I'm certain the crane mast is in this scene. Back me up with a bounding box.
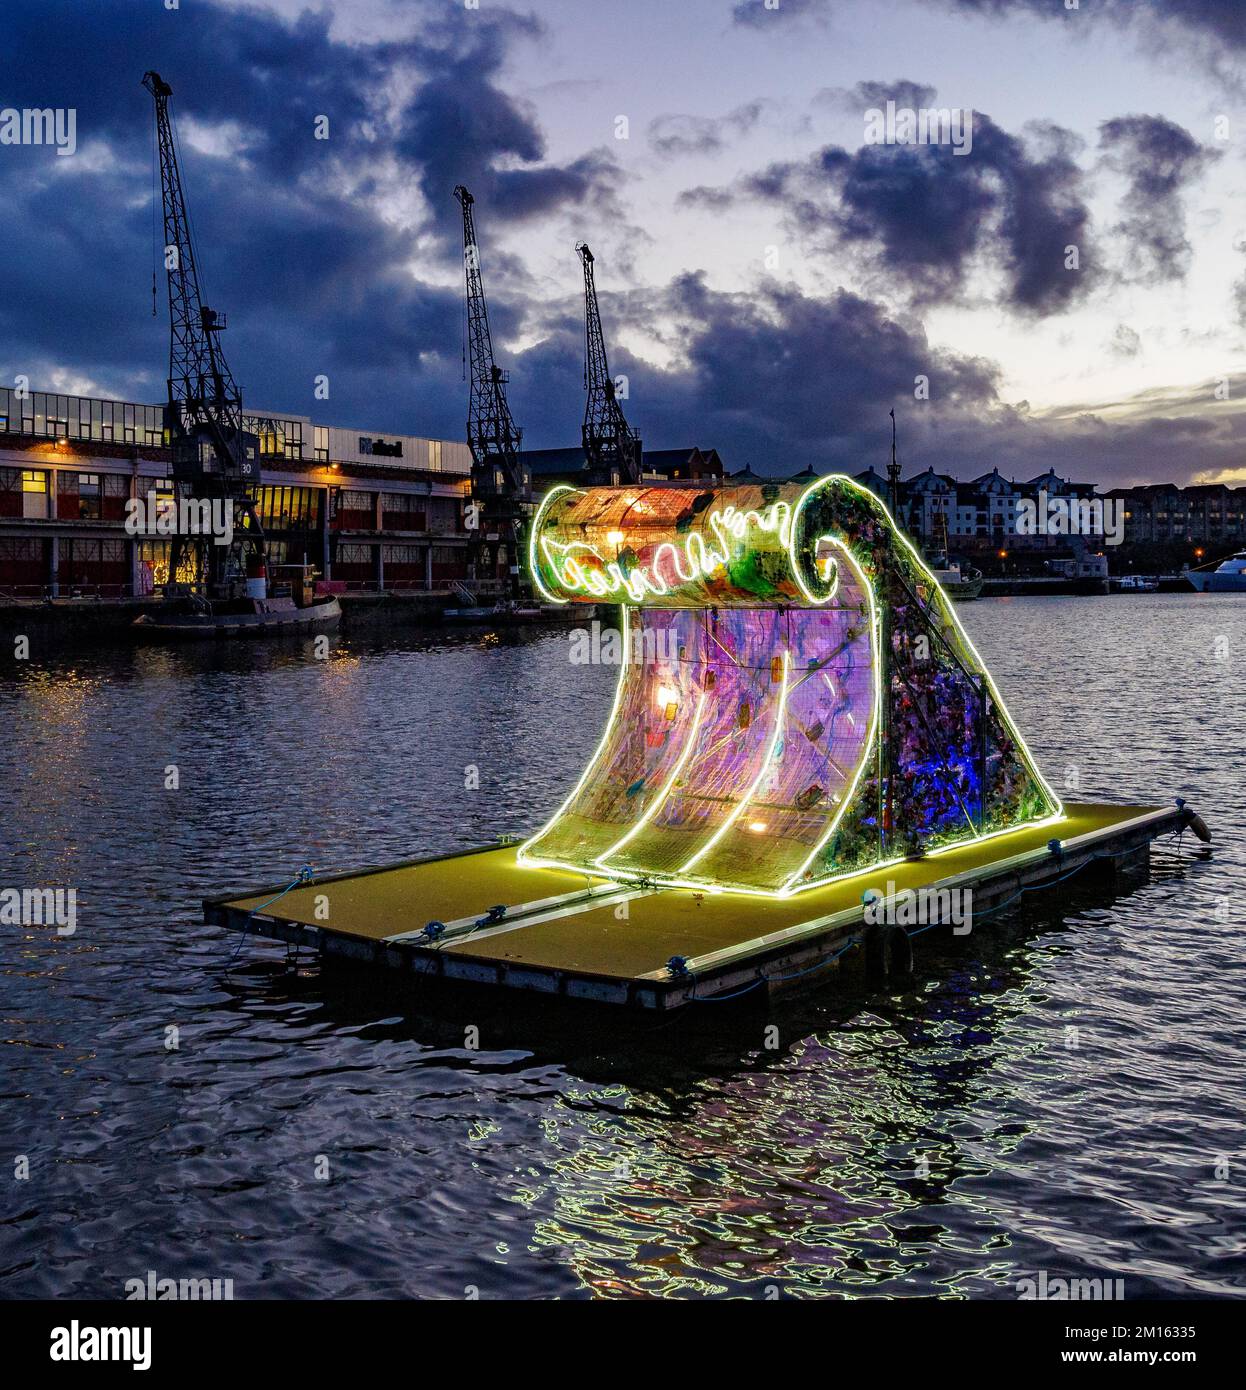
[454,185,529,596]
[578,244,639,484]
[454,186,526,487]
[144,70,263,600]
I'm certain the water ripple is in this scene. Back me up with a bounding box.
[0,596,1241,1298]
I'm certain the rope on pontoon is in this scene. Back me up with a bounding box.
[226,864,315,968]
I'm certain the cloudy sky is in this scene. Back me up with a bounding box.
[3,0,1244,486]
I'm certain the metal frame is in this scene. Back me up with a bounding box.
[578,243,639,483]
[143,71,266,597]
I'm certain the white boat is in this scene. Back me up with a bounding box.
[926,512,983,600]
[928,557,983,601]
[1112,575,1159,593]
[1186,552,1246,593]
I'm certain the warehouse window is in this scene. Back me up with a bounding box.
[77,473,101,520]
[21,470,49,519]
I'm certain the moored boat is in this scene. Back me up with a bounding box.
[928,557,984,601]
[133,592,341,640]
[133,562,341,640]
[1186,552,1246,593]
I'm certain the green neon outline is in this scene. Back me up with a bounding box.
[519,476,1065,899]
[779,473,1064,895]
[517,604,632,867]
[535,491,817,607]
[527,483,580,605]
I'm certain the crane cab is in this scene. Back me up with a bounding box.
[165,411,260,485]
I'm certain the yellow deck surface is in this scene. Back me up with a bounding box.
[228,850,592,941]
[224,803,1161,982]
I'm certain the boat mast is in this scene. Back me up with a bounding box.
[887,407,901,520]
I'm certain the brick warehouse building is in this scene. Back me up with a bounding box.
[0,386,480,597]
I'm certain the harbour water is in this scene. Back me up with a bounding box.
[0,594,1241,1299]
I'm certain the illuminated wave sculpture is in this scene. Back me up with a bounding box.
[521,477,1062,897]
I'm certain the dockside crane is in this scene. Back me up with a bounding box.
[454,185,529,595]
[578,244,640,485]
[144,70,264,601]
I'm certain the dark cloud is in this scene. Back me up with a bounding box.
[731,0,830,29]
[992,384,1246,490]
[648,103,765,158]
[1099,115,1217,285]
[511,273,1004,470]
[723,111,1093,315]
[2,3,385,179]
[940,0,1246,51]
[3,0,615,228]
[1233,275,1246,329]
[678,185,738,212]
[392,13,620,230]
[512,273,1246,488]
[736,0,1246,55]
[1,0,1237,492]
[828,80,938,114]
[0,0,618,438]
[509,274,1246,490]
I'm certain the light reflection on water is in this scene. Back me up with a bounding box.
[0,594,1240,1299]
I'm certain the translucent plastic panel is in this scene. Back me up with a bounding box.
[523,475,1062,897]
[522,555,877,893]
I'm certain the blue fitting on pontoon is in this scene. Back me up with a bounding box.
[1175,797,1186,811]
[667,955,691,979]
[422,921,446,942]
[478,904,507,926]
[1047,838,1063,857]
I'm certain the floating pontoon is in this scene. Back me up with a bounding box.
[207,477,1204,1006]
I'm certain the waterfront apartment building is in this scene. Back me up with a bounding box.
[851,465,1102,551]
[1100,482,1246,548]
[0,385,477,597]
[850,465,1246,560]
